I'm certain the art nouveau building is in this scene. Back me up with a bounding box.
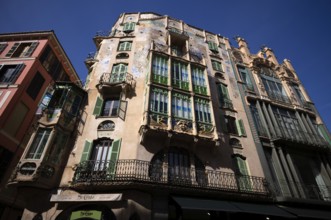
[231,37,331,218]
[0,31,82,220]
[10,13,331,220]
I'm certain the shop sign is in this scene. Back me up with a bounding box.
[70,210,101,220]
[50,193,122,202]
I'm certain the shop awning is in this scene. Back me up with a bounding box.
[231,202,296,218]
[173,197,296,218]
[279,206,331,220]
[172,197,240,212]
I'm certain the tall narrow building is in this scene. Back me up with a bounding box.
[9,13,331,220]
[0,31,83,220]
[231,37,331,217]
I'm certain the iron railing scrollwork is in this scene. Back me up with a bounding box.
[72,159,270,195]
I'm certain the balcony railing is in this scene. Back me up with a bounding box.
[266,92,291,104]
[172,79,189,91]
[272,179,331,202]
[100,72,134,86]
[220,99,234,110]
[72,159,269,195]
[273,125,329,147]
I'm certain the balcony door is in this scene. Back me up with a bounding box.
[90,139,113,171]
[168,147,191,184]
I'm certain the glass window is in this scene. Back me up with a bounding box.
[25,128,51,159]
[192,66,207,95]
[6,42,38,58]
[211,60,223,71]
[172,93,191,119]
[172,60,189,90]
[150,88,168,114]
[225,116,238,135]
[152,55,168,85]
[194,98,211,123]
[207,41,218,53]
[102,97,120,117]
[0,43,7,54]
[118,41,132,51]
[111,63,127,83]
[0,64,25,84]
[123,22,135,32]
[26,72,45,100]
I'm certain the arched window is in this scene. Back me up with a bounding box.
[149,150,164,181]
[98,120,115,131]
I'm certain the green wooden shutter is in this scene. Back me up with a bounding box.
[236,119,246,136]
[93,96,103,116]
[318,124,331,144]
[23,42,39,57]
[5,43,20,57]
[108,139,122,176]
[81,140,92,162]
[118,100,127,120]
[118,42,125,51]
[236,157,249,175]
[11,64,25,84]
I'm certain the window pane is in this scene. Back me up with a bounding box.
[25,128,51,159]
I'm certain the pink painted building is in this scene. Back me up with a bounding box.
[0,31,81,219]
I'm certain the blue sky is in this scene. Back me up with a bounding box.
[2,0,331,131]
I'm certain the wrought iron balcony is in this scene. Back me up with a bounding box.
[272,125,329,147]
[272,179,331,202]
[72,159,270,196]
[100,72,134,86]
[266,92,291,104]
[220,99,234,110]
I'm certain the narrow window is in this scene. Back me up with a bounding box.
[172,93,191,119]
[171,60,189,90]
[211,60,223,72]
[118,41,132,51]
[26,72,45,100]
[152,55,168,85]
[25,128,52,159]
[192,66,207,95]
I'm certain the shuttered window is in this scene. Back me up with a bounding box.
[123,22,135,32]
[207,41,218,53]
[93,96,127,120]
[118,41,132,51]
[0,64,25,84]
[6,42,38,58]
[211,60,223,71]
